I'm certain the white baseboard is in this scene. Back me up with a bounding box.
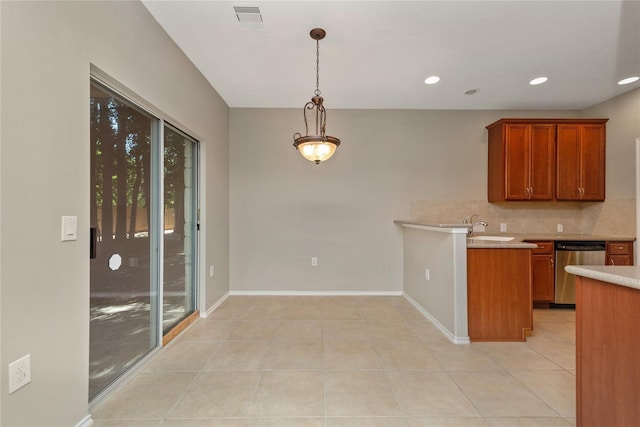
[75,415,94,427]
[203,292,230,317]
[403,293,470,345]
[228,290,404,296]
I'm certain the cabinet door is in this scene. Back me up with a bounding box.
[504,124,531,200]
[504,124,554,200]
[532,254,555,302]
[556,125,582,200]
[529,125,555,200]
[606,255,632,266]
[579,124,605,201]
[557,124,605,201]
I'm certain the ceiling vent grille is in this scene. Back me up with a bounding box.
[233,6,264,30]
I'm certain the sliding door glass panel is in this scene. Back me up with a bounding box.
[89,81,158,400]
[163,124,198,333]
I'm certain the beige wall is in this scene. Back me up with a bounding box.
[584,87,640,200]
[0,1,229,425]
[229,109,579,292]
[230,89,639,293]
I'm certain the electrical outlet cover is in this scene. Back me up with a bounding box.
[9,354,31,394]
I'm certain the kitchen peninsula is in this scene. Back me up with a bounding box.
[566,266,640,426]
[395,221,536,344]
[394,221,470,343]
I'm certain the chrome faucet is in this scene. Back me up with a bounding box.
[463,214,488,235]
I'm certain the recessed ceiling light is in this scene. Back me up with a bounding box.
[424,76,440,85]
[618,76,639,85]
[529,77,548,85]
[465,89,479,95]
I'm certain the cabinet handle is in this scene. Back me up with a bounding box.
[618,246,624,250]
[550,259,554,267]
[611,259,615,266]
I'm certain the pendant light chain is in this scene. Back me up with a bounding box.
[292,28,340,165]
[315,38,321,97]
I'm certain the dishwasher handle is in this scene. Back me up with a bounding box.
[556,242,606,251]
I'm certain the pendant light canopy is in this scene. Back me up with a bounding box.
[293,28,341,165]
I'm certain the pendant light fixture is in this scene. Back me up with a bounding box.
[293,28,341,165]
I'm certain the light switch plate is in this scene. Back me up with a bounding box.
[61,216,78,241]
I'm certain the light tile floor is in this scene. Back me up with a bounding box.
[92,296,576,427]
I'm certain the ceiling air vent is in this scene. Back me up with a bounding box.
[233,6,264,30]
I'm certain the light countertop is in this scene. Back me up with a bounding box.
[393,220,471,229]
[507,233,635,242]
[394,220,635,247]
[466,237,537,249]
[565,266,640,291]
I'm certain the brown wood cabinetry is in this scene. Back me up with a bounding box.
[467,248,533,341]
[576,276,640,426]
[487,118,607,203]
[487,121,555,202]
[556,122,606,201]
[605,241,634,266]
[528,241,555,304]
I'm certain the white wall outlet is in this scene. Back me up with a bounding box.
[311,257,318,267]
[9,354,31,394]
[557,223,564,233]
[209,265,215,277]
[425,268,430,281]
[500,223,507,232]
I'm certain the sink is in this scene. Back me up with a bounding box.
[468,235,515,242]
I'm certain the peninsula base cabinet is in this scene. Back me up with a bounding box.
[467,248,533,341]
[576,276,640,426]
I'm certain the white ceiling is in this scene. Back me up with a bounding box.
[142,1,640,110]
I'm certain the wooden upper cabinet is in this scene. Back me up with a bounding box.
[488,120,555,202]
[556,122,607,201]
[487,118,607,203]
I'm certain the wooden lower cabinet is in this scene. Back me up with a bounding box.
[528,241,555,304]
[467,248,533,341]
[576,276,640,426]
[605,241,633,266]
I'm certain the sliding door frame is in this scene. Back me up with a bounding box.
[89,65,205,406]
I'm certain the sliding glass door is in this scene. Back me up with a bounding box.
[89,79,199,401]
[89,81,158,400]
[163,124,198,334]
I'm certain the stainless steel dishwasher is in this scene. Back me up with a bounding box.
[555,241,606,305]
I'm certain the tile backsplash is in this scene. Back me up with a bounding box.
[409,199,636,237]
